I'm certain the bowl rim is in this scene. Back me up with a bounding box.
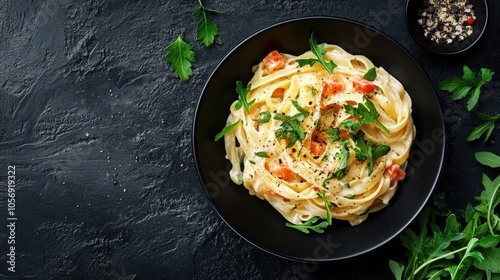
[405,0,489,55]
[192,15,446,262]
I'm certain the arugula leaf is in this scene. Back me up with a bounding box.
[438,65,494,111]
[390,153,500,280]
[317,189,333,225]
[474,151,500,168]
[343,95,390,133]
[234,80,255,113]
[296,32,336,74]
[351,131,390,175]
[214,119,240,141]
[191,0,223,47]
[285,217,330,234]
[363,67,377,81]
[325,128,341,142]
[165,35,196,82]
[323,142,350,187]
[274,102,310,148]
[253,111,271,123]
[467,112,500,142]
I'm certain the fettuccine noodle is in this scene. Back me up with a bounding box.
[223,42,415,228]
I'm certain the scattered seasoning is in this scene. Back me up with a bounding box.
[417,0,476,44]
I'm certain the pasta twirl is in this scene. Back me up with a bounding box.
[222,42,415,231]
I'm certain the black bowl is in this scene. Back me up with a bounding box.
[406,0,488,55]
[193,16,445,262]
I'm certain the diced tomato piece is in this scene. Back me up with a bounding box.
[352,78,375,93]
[339,129,350,140]
[385,164,406,181]
[313,186,319,192]
[269,160,294,181]
[310,141,326,156]
[322,74,345,97]
[263,50,287,73]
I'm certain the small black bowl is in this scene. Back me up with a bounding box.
[406,0,488,55]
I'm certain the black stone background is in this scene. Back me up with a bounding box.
[0,0,499,279]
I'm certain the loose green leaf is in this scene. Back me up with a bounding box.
[214,120,240,141]
[343,95,390,133]
[475,151,500,168]
[234,80,255,113]
[363,67,377,81]
[438,65,495,111]
[286,217,330,234]
[296,32,336,74]
[467,112,500,142]
[165,35,196,82]
[388,260,404,280]
[191,0,223,47]
[253,111,271,123]
[323,142,350,187]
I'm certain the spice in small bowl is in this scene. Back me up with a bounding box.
[418,0,476,44]
[406,0,488,55]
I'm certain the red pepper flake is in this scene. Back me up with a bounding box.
[467,17,474,25]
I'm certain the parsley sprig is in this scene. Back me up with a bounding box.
[296,32,337,74]
[191,0,223,47]
[438,65,495,111]
[343,95,390,134]
[165,36,196,82]
[389,153,500,280]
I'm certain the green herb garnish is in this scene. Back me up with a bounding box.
[253,111,271,123]
[285,217,330,234]
[363,67,377,81]
[343,95,390,133]
[351,131,390,175]
[317,189,333,225]
[274,102,309,148]
[474,151,500,168]
[296,32,336,74]
[467,112,500,142]
[214,120,240,141]
[438,65,494,111]
[389,153,500,280]
[191,0,223,47]
[165,36,196,82]
[323,142,350,187]
[234,80,255,113]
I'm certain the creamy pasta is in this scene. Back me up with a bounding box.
[221,38,415,231]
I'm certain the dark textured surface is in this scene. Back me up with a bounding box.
[0,1,498,279]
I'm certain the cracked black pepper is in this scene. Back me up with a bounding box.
[418,0,476,44]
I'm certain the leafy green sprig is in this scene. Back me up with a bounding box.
[296,32,337,74]
[191,0,223,47]
[342,95,390,134]
[234,80,255,113]
[389,152,500,280]
[166,0,223,82]
[351,131,390,175]
[467,112,500,142]
[274,101,310,148]
[165,36,196,82]
[438,66,494,111]
[286,189,334,233]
